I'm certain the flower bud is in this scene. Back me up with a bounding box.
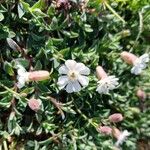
[96,66,108,80]
[109,113,123,123]
[112,127,121,139]
[121,51,138,65]
[136,89,146,101]
[97,126,112,135]
[28,70,50,81]
[28,98,41,112]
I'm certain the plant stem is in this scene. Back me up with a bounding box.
[47,96,65,120]
[0,82,20,97]
[0,82,28,101]
[130,12,143,52]
[0,144,2,150]
[3,140,8,150]
[104,1,126,24]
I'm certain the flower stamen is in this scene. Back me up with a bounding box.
[68,71,78,80]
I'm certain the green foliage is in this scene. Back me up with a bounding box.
[0,0,150,149]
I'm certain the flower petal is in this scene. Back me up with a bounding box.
[24,72,29,81]
[66,82,74,93]
[139,53,149,63]
[66,81,81,93]
[18,76,26,84]
[65,60,77,70]
[78,75,89,87]
[96,75,119,94]
[108,76,119,81]
[96,84,108,94]
[58,65,68,74]
[75,63,90,75]
[139,63,147,69]
[17,68,26,76]
[72,81,81,92]
[17,77,25,88]
[17,82,24,89]
[57,76,69,89]
[115,130,131,146]
[131,66,142,75]
[108,84,116,90]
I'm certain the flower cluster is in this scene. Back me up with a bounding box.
[57,60,120,94]
[17,52,149,95]
[57,52,148,94]
[121,51,149,75]
[56,52,149,94]
[97,113,130,147]
[98,126,131,147]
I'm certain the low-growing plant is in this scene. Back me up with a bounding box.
[0,0,150,149]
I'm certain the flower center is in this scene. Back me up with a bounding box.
[68,71,78,81]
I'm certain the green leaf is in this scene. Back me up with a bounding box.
[14,124,22,136]
[62,106,76,114]
[8,31,16,38]
[84,24,93,32]
[18,3,25,18]
[3,61,14,76]
[20,0,30,11]
[20,87,34,95]
[0,12,4,21]
[47,6,55,16]
[53,58,60,68]
[15,58,29,68]
[42,122,57,133]
[34,60,42,70]
[62,31,79,38]
[34,140,40,150]
[51,38,64,45]
[0,101,11,108]
[31,0,46,11]
[31,9,47,17]
[0,27,8,39]
[1,131,10,140]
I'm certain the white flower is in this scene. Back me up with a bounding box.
[131,53,149,75]
[57,60,90,93]
[17,65,29,88]
[96,76,119,94]
[115,130,131,147]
